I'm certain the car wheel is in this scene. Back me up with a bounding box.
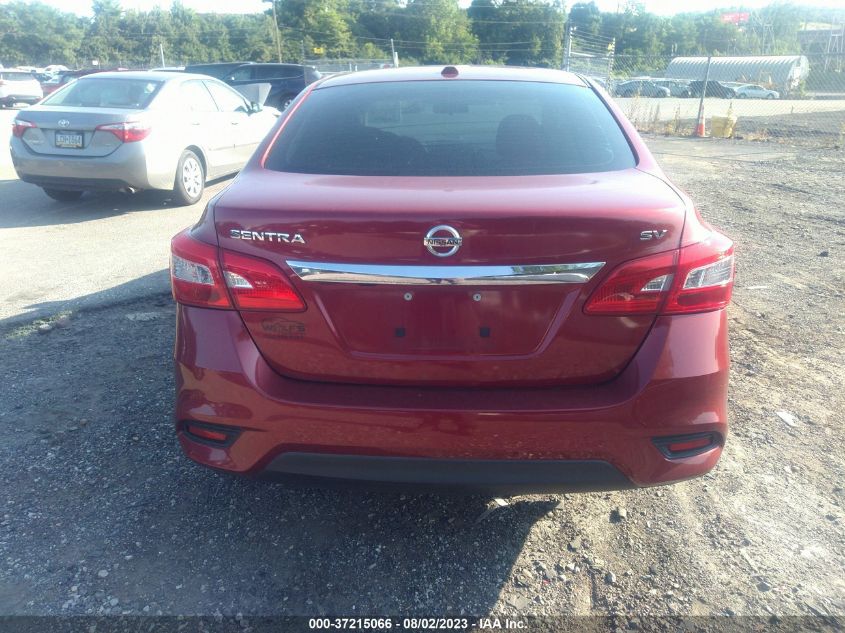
[766,94,775,99]
[173,150,205,206]
[738,94,747,99]
[43,188,84,202]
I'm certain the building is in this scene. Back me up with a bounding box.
[665,55,810,92]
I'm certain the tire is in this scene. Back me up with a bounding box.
[173,149,204,206]
[738,94,747,99]
[43,188,83,202]
[766,94,775,100]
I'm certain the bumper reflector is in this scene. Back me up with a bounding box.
[653,432,720,459]
[183,421,239,446]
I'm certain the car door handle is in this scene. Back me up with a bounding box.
[231,121,240,125]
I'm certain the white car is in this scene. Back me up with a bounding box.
[0,69,43,107]
[734,84,779,99]
[11,71,281,204]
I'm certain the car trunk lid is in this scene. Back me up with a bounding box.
[213,168,686,387]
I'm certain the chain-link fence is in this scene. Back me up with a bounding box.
[304,58,395,75]
[579,51,845,147]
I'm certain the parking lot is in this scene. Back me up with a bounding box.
[1,107,844,626]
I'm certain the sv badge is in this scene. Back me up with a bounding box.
[640,229,668,241]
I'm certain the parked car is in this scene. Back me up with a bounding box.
[734,83,779,99]
[653,79,691,97]
[169,66,735,493]
[39,74,66,97]
[40,68,129,97]
[185,62,321,110]
[0,69,43,107]
[688,80,737,99]
[614,79,670,98]
[10,71,280,204]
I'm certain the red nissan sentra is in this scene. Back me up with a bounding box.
[169,66,734,493]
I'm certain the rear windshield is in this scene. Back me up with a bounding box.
[265,80,636,176]
[42,78,162,109]
[0,72,34,81]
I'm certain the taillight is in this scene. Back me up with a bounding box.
[95,121,151,143]
[585,231,734,316]
[12,119,36,138]
[170,230,231,309]
[221,250,305,311]
[584,250,677,315]
[663,232,734,314]
[170,229,306,311]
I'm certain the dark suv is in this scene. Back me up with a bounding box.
[688,80,736,99]
[184,62,321,110]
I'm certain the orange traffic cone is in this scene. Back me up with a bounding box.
[695,110,706,137]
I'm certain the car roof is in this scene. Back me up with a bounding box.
[186,61,253,67]
[316,65,587,89]
[74,70,218,82]
[251,63,308,68]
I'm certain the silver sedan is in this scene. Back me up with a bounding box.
[9,71,282,205]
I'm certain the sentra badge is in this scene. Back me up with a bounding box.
[229,229,305,244]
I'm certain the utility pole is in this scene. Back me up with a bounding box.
[263,0,283,63]
[301,40,306,63]
[390,38,398,67]
[695,55,713,137]
[159,41,165,68]
[563,21,573,71]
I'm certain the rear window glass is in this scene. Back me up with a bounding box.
[265,80,635,176]
[42,78,162,109]
[0,72,34,81]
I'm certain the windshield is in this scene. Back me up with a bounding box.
[41,78,162,109]
[265,80,636,177]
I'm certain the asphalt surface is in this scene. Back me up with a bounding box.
[1,109,844,627]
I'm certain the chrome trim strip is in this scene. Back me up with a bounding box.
[286,261,605,285]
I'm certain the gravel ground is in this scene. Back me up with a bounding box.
[0,137,843,628]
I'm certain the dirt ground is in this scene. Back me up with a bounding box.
[0,136,843,629]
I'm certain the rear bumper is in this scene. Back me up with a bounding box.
[262,453,632,494]
[9,138,174,191]
[175,306,729,492]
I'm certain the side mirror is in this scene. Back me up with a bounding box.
[248,101,262,114]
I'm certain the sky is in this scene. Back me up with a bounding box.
[4,0,843,17]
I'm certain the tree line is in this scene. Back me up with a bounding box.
[0,0,842,70]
